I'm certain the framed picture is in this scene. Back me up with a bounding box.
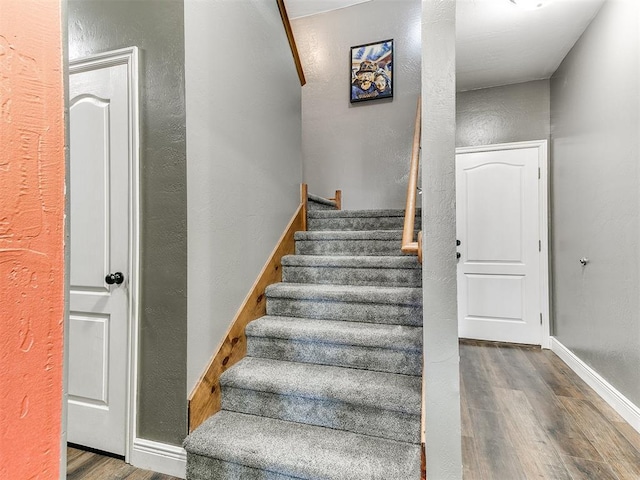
[350,39,393,103]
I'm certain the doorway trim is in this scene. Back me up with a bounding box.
[455,139,550,349]
[68,46,140,463]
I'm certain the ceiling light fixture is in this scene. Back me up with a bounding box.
[509,0,550,9]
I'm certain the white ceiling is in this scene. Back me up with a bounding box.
[286,0,605,92]
[457,0,604,91]
[286,0,372,19]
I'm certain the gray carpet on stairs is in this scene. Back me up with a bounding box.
[246,316,422,375]
[281,254,422,287]
[308,209,420,231]
[294,230,417,256]
[219,357,420,443]
[184,207,423,479]
[307,193,338,210]
[246,316,422,349]
[185,412,421,480]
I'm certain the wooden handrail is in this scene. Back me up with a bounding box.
[276,0,306,86]
[402,96,422,263]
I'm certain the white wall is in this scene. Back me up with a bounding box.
[293,0,421,210]
[551,0,640,405]
[422,0,462,478]
[185,0,303,391]
[457,80,550,148]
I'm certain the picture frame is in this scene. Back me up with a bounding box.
[350,39,393,103]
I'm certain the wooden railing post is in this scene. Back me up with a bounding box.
[330,190,342,210]
[301,183,308,231]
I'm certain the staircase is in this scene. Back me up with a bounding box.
[184,200,423,480]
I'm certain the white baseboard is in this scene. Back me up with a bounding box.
[130,438,187,479]
[550,337,640,433]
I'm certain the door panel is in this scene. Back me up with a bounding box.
[68,313,110,405]
[68,61,129,455]
[465,162,524,263]
[69,97,110,290]
[465,274,524,322]
[456,146,541,345]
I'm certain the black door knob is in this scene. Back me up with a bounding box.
[105,272,124,285]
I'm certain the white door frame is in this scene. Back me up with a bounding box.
[67,46,140,462]
[455,140,551,349]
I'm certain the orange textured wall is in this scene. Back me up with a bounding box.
[0,1,65,478]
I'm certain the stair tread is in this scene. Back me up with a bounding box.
[184,411,421,480]
[281,254,420,269]
[295,229,404,240]
[266,282,422,305]
[221,357,421,414]
[307,208,420,219]
[246,315,422,350]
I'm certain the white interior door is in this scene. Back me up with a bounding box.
[68,57,131,455]
[456,141,547,345]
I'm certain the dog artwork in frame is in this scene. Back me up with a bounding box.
[350,39,393,103]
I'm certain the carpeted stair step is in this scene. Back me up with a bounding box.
[219,357,421,443]
[281,254,422,287]
[184,411,421,480]
[308,208,421,231]
[294,230,414,256]
[246,316,422,375]
[307,192,338,210]
[266,283,422,326]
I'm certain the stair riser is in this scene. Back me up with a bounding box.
[308,217,420,231]
[221,387,420,444]
[246,337,422,376]
[295,240,409,256]
[282,265,421,287]
[266,299,422,326]
[307,202,336,211]
[187,455,300,480]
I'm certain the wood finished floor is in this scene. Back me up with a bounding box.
[67,341,640,479]
[461,340,640,479]
[66,447,181,480]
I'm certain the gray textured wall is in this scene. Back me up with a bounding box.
[551,0,640,406]
[293,0,421,210]
[422,0,462,478]
[68,0,188,445]
[456,80,550,148]
[185,1,302,392]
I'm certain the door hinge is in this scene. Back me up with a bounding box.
[540,313,543,325]
[538,167,541,179]
[539,240,541,252]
